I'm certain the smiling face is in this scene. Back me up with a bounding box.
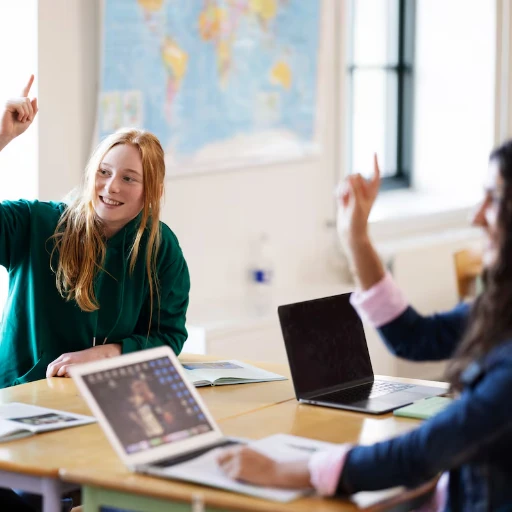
[94,143,145,238]
[470,159,504,268]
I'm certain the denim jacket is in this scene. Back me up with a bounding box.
[335,303,512,512]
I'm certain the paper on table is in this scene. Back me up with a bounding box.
[0,402,95,439]
[0,421,32,441]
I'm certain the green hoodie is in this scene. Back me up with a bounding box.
[0,200,190,388]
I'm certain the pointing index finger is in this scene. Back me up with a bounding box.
[373,153,381,182]
[21,74,35,97]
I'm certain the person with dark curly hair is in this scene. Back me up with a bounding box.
[217,149,512,512]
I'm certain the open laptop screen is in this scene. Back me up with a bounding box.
[81,355,214,454]
[278,293,374,397]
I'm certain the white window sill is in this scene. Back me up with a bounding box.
[367,188,481,244]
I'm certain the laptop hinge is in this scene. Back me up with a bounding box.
[141,438,241,470]
[299,377,374,401]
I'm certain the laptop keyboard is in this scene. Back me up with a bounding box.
[317,381,414,404]
[151,438,240,469]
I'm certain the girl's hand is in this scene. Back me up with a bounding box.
[0,75,38,144]
[216,446,311,489]
[46,344,122,378]
[338,154,381,244]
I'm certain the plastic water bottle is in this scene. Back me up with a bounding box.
[249,233,274,314]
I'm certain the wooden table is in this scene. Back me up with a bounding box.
[59,377,447,512]
[60,404,438,512]
[0,355,446,512]
[0,355,295,512]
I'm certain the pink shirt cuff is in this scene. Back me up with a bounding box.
[308,444,352,496]
[349,272,408,328]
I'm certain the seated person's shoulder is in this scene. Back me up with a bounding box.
[157,221,184,262]
[32,200,66,230]
[35,200,66,216]
[0,199,64,223]
[39,199,66,210]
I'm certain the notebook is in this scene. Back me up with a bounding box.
[0,403,95,442]
[278,293,447,414]
[71,346,327,503]
[393,396,453,420]
[181,360,286,387]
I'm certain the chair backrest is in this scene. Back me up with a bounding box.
[454,248,483,301]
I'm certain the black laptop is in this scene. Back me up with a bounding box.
[278,293,446,414]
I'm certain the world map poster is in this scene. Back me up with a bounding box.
[99,0,321,175]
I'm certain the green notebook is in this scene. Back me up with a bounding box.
[393,396,453,420]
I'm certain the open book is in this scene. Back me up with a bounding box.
[181,360,287,387]
[0,402,96,442]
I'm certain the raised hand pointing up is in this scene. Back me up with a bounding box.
[339,154,381,242]
[337,154,385,290]
[0,75,39,149]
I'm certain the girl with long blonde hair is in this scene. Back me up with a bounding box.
[0,76,190,389]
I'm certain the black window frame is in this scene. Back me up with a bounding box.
[347,0,416,190]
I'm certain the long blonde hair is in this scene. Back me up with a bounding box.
[50,128,165,325]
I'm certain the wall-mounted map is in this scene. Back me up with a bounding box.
[99,0,321,175]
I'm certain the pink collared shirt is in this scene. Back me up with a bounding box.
[308,444,353,496]
[349,272,409,328]
[308,273,447,511]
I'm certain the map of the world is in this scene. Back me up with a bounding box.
[98,0,321,175]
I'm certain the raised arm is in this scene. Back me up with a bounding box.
[0,75,38,152]
[340,158,467,361]
[338,155,385,290]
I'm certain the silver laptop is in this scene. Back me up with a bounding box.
[278,293,446,414]
[71,346,309,502]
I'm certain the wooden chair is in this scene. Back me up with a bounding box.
[454,248,483,301]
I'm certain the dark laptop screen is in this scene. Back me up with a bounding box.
[82,356,213,454]
[278,293,374,397]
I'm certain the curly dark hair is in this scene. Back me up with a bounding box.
[447,140,512,390]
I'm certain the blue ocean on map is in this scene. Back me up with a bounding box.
[99,0,320,172]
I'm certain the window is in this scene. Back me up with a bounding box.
[347,0,415,189]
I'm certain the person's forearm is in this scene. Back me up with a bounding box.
[347,234,386,291]
[105,343,122,356]
[0,135,13,152]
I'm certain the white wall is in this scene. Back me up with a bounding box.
[34,0,346,309]
[0,0,504,375]
[0,0,39,309]
[0,0,38,200]
[38,0,99,201]
[413,0,495,199]
[495,0,512,142]
[33,1,500,310]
